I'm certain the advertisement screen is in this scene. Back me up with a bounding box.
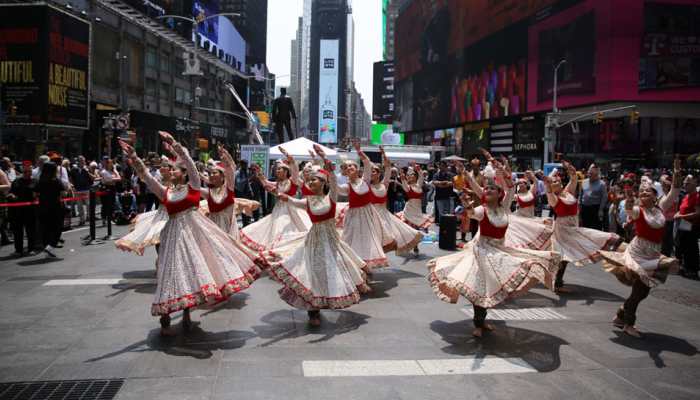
[318,39,339,144]
[639,2,700,90]
[536,11,596,102]
[192,0,245,70]
[370,124,404,145]
[372,61,394,123]
[0,4,90,128]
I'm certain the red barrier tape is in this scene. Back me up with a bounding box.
[0,191,109,207]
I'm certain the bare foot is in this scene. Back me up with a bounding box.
[623,325,642,338]
[472,327,483,338]
[612,316,624,328]
[160,326,177,337]
[555,286,573,294]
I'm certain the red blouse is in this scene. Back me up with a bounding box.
[406,186,423,200]
[553,196,578,217]
[278,180,298,196]
[301,183,314,197]
[348,182,372,208]
[207,188,235,213]
[516,195,535,208]
[635,208,664,244]
[479,210,508,239]
[163,186,201,215]
[370,187,388,205]
[307,200,336,223]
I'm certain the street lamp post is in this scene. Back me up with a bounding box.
[544,59,567,165]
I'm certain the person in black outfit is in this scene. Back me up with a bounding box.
[35,162,65,257]
[234,160,256,226]
[272,87,297,143]
[8,162,37,255]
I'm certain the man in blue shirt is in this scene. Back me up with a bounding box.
[579,164,607,229]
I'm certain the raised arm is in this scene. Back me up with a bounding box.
[354,140,372,183]
[544,176,558,208]
[380,146,392,186]
[119,140,166,200]
[279,147,300,185]
[563,161,578,196]
[218,145,237,192]
[660,158,682,212]
[526,170,538,197]
[252,164,276,192]
[496,163,515,209]
[160,131,200,190]
[399,170,411,192]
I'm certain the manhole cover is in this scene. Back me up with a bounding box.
[0,378,124,400]
[651,288,700,309]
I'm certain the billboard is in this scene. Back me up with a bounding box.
[370,123,404,145]
[0,4,90,129]
[192,0,246,71]
[372,61,394,123]
[318,39,339,144]
[639,2,700,90]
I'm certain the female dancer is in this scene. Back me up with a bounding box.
[369,146,423,254]
[514,171,539,218]
[545,161,620,293]
[200,145,259,240]
[119,133,263,336]
[240,148,311,251]
[336,141,389,269]
[428,161,560,337]
[116,156,172,255]
[396,163,434,235]
[266,150,370,326]
[598,159,681,337]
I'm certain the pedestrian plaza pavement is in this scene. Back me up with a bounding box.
[0,225,699,400]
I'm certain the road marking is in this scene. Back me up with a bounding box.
[43,278,156,286]
[302,357,536,377]
[461,307,567,321]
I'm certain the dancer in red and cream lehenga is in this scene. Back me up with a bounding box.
[119,133,263,336]
[396,163,433,234]
[369,146,423,254]
[200,145,259,241]
[428,160,560,338]
[265,147,370,326]
[335,142,389,269]
[116,156,173,255]
[597,159,681,338]
[545,161,621,293]
[240,148,312,252]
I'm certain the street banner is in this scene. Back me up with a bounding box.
[240,144,270,177]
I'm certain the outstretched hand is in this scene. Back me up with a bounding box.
[118,139,135,157]
[158,131,175,144]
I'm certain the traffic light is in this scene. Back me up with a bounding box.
[593,112,604,124]
[630,110,640,124]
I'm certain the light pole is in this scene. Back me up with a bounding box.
[544,59,566,165]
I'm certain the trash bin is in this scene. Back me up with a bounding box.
[439,214,457,250]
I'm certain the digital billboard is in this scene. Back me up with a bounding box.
[639,2,700,90]
[0,4,90,129]
[372,61,394,123]
[192,0,246,71]
[318,39,339,144]
[370,123,404,145]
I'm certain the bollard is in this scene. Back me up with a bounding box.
[438,214,457,250]
[89,189,96,241]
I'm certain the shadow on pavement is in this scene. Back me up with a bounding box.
[108,270,157,297]
[86,323,257,362]
[509,284,626,308]
[200,293,250,316]
[17,257,64,266]
[366,268,424,299]
[610,331,698,368]
[430,319,568,372]
[251,309,369,347]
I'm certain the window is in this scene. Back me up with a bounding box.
[160,53,170,73]
[145,79,156,97]
[160,83,170,98]
[175,87,185,103]
[146,48,157,68]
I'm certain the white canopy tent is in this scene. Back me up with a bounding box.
[269,137,339,160]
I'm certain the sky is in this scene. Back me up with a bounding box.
[266,0,383,114]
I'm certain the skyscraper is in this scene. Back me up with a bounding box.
[221,0,268,66]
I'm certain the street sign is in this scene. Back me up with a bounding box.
[240,144,270,177]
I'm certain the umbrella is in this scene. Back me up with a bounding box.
[442,155,467,161]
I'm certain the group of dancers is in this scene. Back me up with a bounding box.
[116,133,680,340]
